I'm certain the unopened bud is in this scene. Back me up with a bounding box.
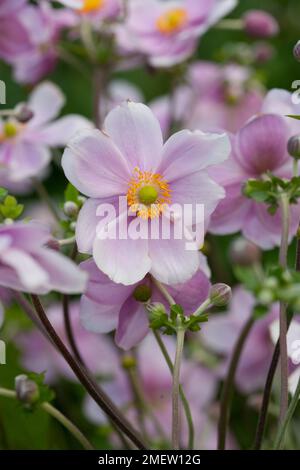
[15,104,34,123]
[133,284,152,302]
[121,355,136,370]
[253,42,274,64]
[230,237,261,266]
[46,239,60,251]
[63,201,79,218]
[209,283,232,307]
[15,375,39,406]
[243,10,279,38]
[288,135,300,160]
[293,40,300,62]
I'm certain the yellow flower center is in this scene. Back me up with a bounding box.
[79,0,104,13]
[0,121,19,142]
[156,8,188,35]
[127,168,171,219]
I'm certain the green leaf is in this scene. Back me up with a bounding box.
[64,183,79,203]
[0,187,8,201]
[170,304,184,321]
[286,114,300,121]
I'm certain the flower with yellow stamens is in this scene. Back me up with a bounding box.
[79,0,105,13]
[127,167,171,219]
[156,8,188,35]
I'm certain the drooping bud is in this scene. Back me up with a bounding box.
[15,104,34,123]
[288,135,300,160]
[293,40,300,62]
[209,283,232,307]
[229,237,261,266]
[63,201,79,218]
[243,10,279,38]
[15,375,40,406]
[133,284,152,302]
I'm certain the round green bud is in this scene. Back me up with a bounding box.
[209,283,232,307]
[63,201,79,218]
[288,135,300,160]
[121,355,136,370]
[4,121,18,138]
[138,185,158,205]
[15,375,40,406]
[133,284,152,302]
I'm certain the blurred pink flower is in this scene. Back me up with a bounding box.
[57,0,121,21]
[209,112,300,248]
[62,101,230,285]
[0,0,30,62]
[151,62,264,138]
[243,10,279,39]
[10,1,77,84]
[17,302,117,383]
[84,334,221,449]
[0,81,92,191]
[120,0,237,67]
[200,286,277,394]
[79,257,211,349]
[0,222,87,294]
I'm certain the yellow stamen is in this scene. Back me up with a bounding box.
[156,8,188,35]
[79,0,104,13]
[127,168,171,219]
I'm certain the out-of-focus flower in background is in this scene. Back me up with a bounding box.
[0,82,92,192]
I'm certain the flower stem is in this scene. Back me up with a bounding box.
[278,194,290,426]
[215,19,243,30]
[0,388,94,450]
[172,325,185,450]
[15,293,146,449]
[217,316,255,450]
[274,376,300,449]
[153,330,194,450]
[31,178,61,223]
[151,278,176,306]
[253,233,300,449]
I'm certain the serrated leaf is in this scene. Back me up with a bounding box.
[170,304,184,321]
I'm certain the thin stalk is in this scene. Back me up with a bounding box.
[278,194,290,425]
[62,294,85,366]
[172,325,185,450]
[253,235,300,450]
[217,316,255,450]
[293,159,299,177]
[19,294,146,449]
[0,388,94,450]
[274,376,300,449]
[151,277,175,306]
[126,364,150,445]
[31,178,61,223]
[215,19,243,30]
[153,330,194,450]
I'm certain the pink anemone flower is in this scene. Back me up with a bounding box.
[0,222,87,294]
[0,81,92,191]
[62,101,230,286]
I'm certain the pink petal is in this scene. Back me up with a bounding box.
[27,82,65,127]
[115,297,149,350]
[31,115,93,147]
[62,129,131,198]
[93,211,151,285]
[104,101,163,172]
[80,295,119,334]
[160,130,231,182]
[8,141,51,181]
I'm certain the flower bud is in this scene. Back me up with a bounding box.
[15,375,39,406]
[288,135,300,160]
[133,284,152,302]
[46,239,60,251]
[15,104,34,123]
[63,201,79,218]
[253,42,274,64]
[243,10,279,38]
[229,237,261,266]
[121,355,136,370]
[293,40,300,62]
[209,283,232,307]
